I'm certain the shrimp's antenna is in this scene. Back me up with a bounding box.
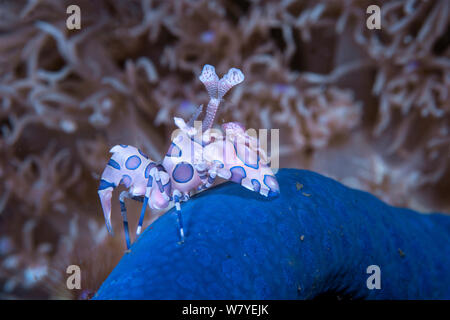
[199,64,244,131]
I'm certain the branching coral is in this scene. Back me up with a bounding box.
[0,0,448,298]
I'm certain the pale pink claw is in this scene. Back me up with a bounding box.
[98,189,113,234]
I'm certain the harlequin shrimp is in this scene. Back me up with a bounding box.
[98,64,280,250]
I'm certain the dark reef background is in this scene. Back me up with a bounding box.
[0,0,448,299]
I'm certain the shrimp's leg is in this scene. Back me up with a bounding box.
[205,167,218,188]
[173,189,185,244]
[119,191,144,250]
[197,163,219,190]
[194,161,209,190]
[136,176,152,237]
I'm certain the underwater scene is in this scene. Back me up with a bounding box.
[0,0,449,300]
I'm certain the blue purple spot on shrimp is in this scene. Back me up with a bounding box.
[107,158,121,170]
[125,155,141,170]
[263,174,280,198]
[98,179,116,191]
[166,143,182,157]
[172,162,194,183]
[230,166,246,184]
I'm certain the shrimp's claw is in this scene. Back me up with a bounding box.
[98,185,114,235]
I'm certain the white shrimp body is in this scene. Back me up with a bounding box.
[97,64,279,249]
